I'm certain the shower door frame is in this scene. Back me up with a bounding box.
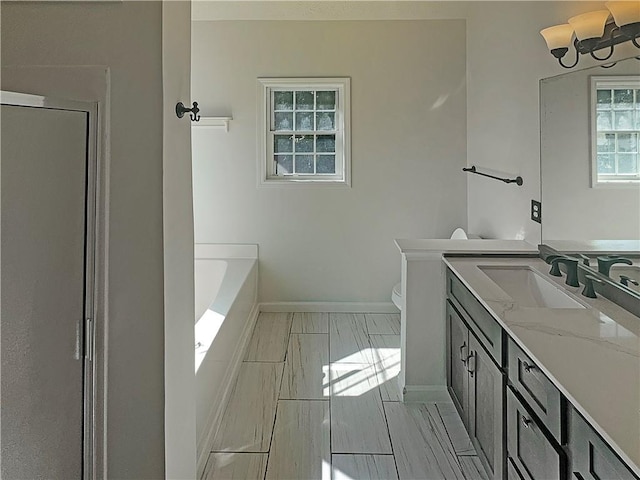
[1,90,100,479]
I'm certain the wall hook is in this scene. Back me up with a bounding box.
[176,101,200,122]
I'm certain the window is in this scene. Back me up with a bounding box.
[591,76,640,186]
[258,78,350,186]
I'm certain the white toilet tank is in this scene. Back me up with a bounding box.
[391,228,479,310]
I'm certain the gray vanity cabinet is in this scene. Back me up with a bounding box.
[506,387,564,480]
[569,407,639,480]
[446,301,504,480]
[507,339,563,444]
[445,264,640,480]
[468,333,504,480]
[446,269,504,480]
[446,301,469,423]
[506,338,566,480]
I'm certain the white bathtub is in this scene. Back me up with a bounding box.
[194,244,258,475]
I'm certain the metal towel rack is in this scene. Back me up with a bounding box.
[463,165,523,186]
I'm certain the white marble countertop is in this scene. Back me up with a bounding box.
[394,239,537,256]
[444,256,640,476]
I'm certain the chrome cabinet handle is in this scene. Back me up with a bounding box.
[521,415,533,429]
[466,351,476,376]
[523,361,536,373]
[459,342,468,364]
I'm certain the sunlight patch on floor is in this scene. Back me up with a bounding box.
[319,342,402,397]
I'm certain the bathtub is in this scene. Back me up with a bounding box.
[194,244,258,475]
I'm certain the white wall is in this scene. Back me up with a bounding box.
[541,59,640,241]
[1,3,166,477]
[191,1,640,301]
[464,1,640,245]
[192,19,467,303]
[162,2,196,479]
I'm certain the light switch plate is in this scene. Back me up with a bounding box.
[531,200,542,223]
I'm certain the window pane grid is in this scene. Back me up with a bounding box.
[595,83,640,181]
[271,90,337,128]
[261,78,348,185]
[270,88,338,177]
[271,133,337,176]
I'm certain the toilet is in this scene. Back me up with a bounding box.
[391,228,479,310]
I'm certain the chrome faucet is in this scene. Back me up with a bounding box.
[597,256,633,276]
[548,256,580,287]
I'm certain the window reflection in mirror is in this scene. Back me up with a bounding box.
[591,76,640,186]
[540,57,640,249]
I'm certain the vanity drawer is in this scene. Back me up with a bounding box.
[508,338,564,444]
[507,386,565,480]
[446,268,503,365]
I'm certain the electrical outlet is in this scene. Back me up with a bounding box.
[531,200,542,223]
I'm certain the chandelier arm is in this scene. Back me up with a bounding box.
[590,43,615,61]
[558,47,579,69]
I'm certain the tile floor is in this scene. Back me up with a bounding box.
[203,312,488,480]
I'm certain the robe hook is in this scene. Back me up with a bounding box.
[176,101,200,122]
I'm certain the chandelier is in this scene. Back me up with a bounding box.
[541,2,640,68]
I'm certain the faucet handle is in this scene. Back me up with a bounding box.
[582,274,604,299]
[620,275,639,287]
[577,254,591,266]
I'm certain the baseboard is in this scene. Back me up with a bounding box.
[259,301,400,314]
[402,385,452,403]
[196,302,260,479]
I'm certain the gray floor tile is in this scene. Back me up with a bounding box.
[384,402,467,479]
[370,335,402,401]
[365,313,401,335]
[330,313,374,364]
[265,400,330,480]
[279,334,329,400]
[291,312,329,334]
[330,363,392,454]
[332,454,398,480]
[212,362,283,452]
[203,452,267,479]
[244,312,292,362]
[436,402,476,456]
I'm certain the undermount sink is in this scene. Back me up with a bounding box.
[478,265,586,309]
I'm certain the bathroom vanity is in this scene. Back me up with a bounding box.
[444,255,640,480]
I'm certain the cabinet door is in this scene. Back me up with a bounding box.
[507,457,525,480]
[468,334,504,480]
[570,408,638,480]
[446,301,469,426]
[506,387,563,480]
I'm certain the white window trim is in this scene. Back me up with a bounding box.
[590,75,640,188]
[257,77,351,187]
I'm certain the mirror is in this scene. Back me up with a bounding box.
[540,56,640,257]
